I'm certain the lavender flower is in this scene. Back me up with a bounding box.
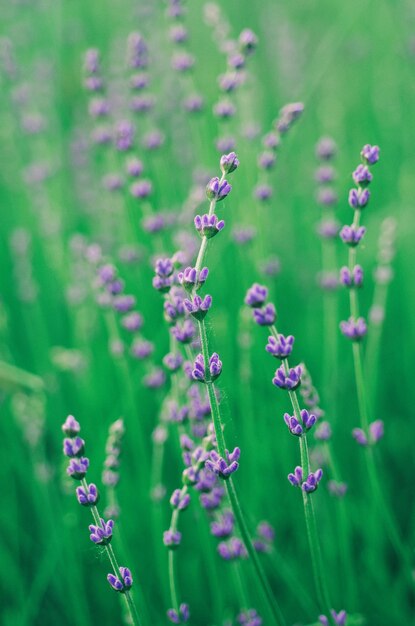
[67,457,90,480]
[89,518,114,545]
[107,567,133,592]
[340,225,366,246]
[171,320,196,344]
[352,164,373,187]
[184,294,212,320]
[254,184,272,201]
[205,448,240,478]
[192,352,222,382]
[163,352,184,372]
[352,420,384,446]
[361,144,380,165]
[121,312,143,332]
[63,436,85,457]
[206,177,232,202]
[76,483,99,506]
[340,317,367,341]
[130,179,152,199]
[284,409,316,436]
[237,609,262,626]
[315,137,337,160]
[220,151,239,174]
[272,364,302,390]
[319,609,347,625]
[167,603,190,624]
[163,529,182,548]
[340,265,364,288]
[217,537,247,560]
[239,28,258,54]
[178,266,209,291]
[131,339,154,359]
[288,466,323,493]
[214,99,236,119]
[210,511,234,537]
[170,489,191,511]
[253,303,276,326]
[265,334,294,359]
[62,415,80,436]
[194,214,225,239]
[348,187,370,209]
[153,258,174,293]
[244,283,268,308]
[314,421,332,441]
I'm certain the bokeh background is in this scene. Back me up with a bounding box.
[1,1,414,625]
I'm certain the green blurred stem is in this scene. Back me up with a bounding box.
[81,480,142,626]
[198,319,286,626]
[0,360,44,391]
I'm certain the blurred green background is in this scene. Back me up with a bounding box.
[1,0,414,625]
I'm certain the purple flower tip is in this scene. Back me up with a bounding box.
[206,177,232,202]
[245,283,268,308]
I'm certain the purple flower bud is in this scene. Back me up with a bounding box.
[163,352,184,372]
[262,132,281,150]
[214,99,236,119]
[192,352,222,382]
[272,364,302,391]
[340,317,367,341]
[352,428,368,446]
[163,529,182,548]
[143,130,164,150]
[319,610,347,626]
[340,265,363,288]
[302,469,323,493]
[218,537,247,560]
[76,482,99,505]
[265,334,294,359]
[254,184,273,201]
[314,421,332,441]
[253,303,276,326]
[317,218,341,239]
[228,52,245,69]
[361,144,379,165]
[167,603,190,624]
[178,266,209,291]
[63,437,85,458]
[216,136,236,153]
[245,283,268,308]
[121,312,143,332]
[315,137,337,160]
[340,225,366,246]
[169,24,188,43]
[218,72,240,92]
[170,489,191,511]
[130,94,155,113]
[62,415,80,437]
[220,151,239,174]
[67,457,90,480]
[107,567,133,592]
[184,294,212,320]
[183,94,204,112]
[130,179,152,199]
[348,187,370,209]
[315,166,336,183]
[89,97,110,117]
[205,448,240,479]
[143,368,166,389]
[327,480,348,498]
[258,151,276,170]
[102,174,123,192]
[113,295,136,313]
[171,319,196,344]
[130,72,148,90]
[131,339,154,360]
[200,486,224,510]
[194,213,225,239]
[352,164,373,187]
[114,120,134,151]
[84,48,100,74]
[126,158,143,177]
[89,518,114,545]
[239,28,258,54]
[237,609,262,626]
[369,419,384,443]
[206,177,232,202]
[172,52,194,72]
[317,188,338,206]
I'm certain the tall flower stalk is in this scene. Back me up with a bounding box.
[339,145,414,589]
[245,284,334,618]
[182,153,287,626]
[61,415,142,626]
